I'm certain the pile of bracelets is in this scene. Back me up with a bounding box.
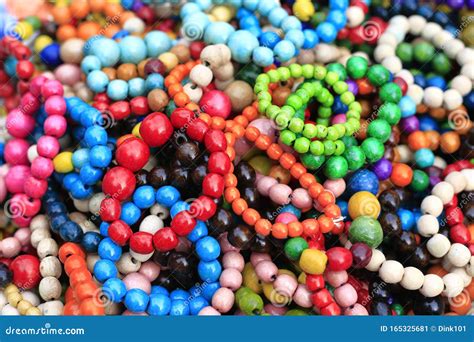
[0,0,473,318]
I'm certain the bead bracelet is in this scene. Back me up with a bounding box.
[0,283,41,315]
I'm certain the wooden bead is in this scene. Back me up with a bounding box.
[40,256,62,278]
[37,238,59,259]
[30,214,49,231]
[427,234,451,258]
[183,83,203,103]
[365,249,385,272]
[17,300,33,315]
[7,292,22,307]
[190,64,213,87]
[26,307,41,315]
[41,300,64,315]
[446,243,471,267]
[379,260,404,284]
[200,45,225,69]
[116,252,141,274]
[420,274,444,297]
[214,62,234,81]
[400,266,424,290]
[4,284,19,296]
[420,195,443,216]
[31,228,51,248]
[442,273,464,297]
[39,276,62,301]
[461,169,474,191]
[416,214,439,237]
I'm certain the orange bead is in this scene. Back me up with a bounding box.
[440,131,461,154]
[242,106,258,121]
[407,131,429,151]
[79,298,105,316]
[317,190,335,207]
[164,76,178,88]
[75,281,98,301]
[104,3,124,18]
[448,290,471,315]
[224,187,240,203]
[468,224,474,244]
[279,153,296,169]
[70,0,90,19]
[308,183,323,199]
[424,130,440,150]
[290,163,306,179]
[77,21,101,40]
[390,163,413,187]
[299,173,316,188]
[63,301,81,316]
[267,143,283,160]
[269,165,291,184]
[356,78,374,95]
[255,219,272,236]
[242,208,260,226]
[211,117,226,131]
[224,174,237,187]
[466,280,474,299]
[65,287,76,303]
[186,102,200,112]
[232,198,248,215]
[324,204,341,218]
[233,115,248,128]
[288,221,303,237]
[52,6,72,25]
[88,0,105,12]
[174,92,190,107]
[231,125,245,138]
[167,83,183,97]
[272,223,288,239]
[59,243,85,263]
[69,268,93,288]
[225,132,235,147]
[64,254,87,276]
[302,219,319,236]
[226,146,236,161]
[244,126,260,142]
[332,221,345,235]
[56,25,77,41]
[318,215,334,233]
[427,264,448,278]
[199,113,211,125]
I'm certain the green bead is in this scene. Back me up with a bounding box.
[334,140,346,155]
[324,156,348,179]
[333,80,349,95]
[378,102,401,125]
[289,64,303,78]
[284,237,309,261]
[413,41,435,64]
[343,146,366,170]
[314,65,327,80]
[278,67,291,81]
[258,100,271,114]
[287,94,303,110]
[334,124,346,137]
[238,292,264,315]
[235,62,262,87]
[255,74,270,85]
[379,82,402,103]
[265,105,280,119]
[367,65,390,86]
[327,63,347,81]
[309,141,325,155]
[294,137,310,153]
[349,215,383,248]
[288,118,304,133]
[295,107,306,120]
[395,42,413,63]
[275,112,290,128]
[391,303,404,316]
[432,53,451,75]
[315,125,327,139]
[301,153,325,169]
[323,140,336,155]
[361,137,384,163]
[285,309,308,316]
[312,81,323,96]
[257,91,272,102]
[317,88,330,103]
[367,119,392,142]
[280,105,296,118]
[346,56,368,79]
[303,123,317,139]
[235,287,253,304]
[324,71,339,85]
[410,170,429,192]
[267,69,280,83]
[295,89,310,104]
[302,64,315,79]
[346,109,360,120]
[301,82,316,97]
[348,101,362,113]
[25,16,41,30]
[317,118,330,126]
[327,127,338,141]
[318,106,332,118]
[341,135,358,148]
[340,91,355,105]
[280,130,296,146]
[254,82,267,94]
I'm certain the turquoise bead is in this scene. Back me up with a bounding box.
[228,30,260,63]
[107,80,129,101]
[87,70,109,93]
[119,36,147,64]
[145,31,172,57]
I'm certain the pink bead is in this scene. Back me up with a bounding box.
[256,176,278,196]
[325,270,348,288]
[198,306,221,316]
[19,92,40,115]
[37,136,60,158]
[219,268,242,291]
[293,284,312,308]
[211,287,234,313]
[275,212,297,224]
[4,139,30,165]
[219,233,240,253]
[334,283,358,308]
[268,184,292,205]
[5,165,30,193]
[331,114,347,125]
[24,176,47,199]
[41,80,63,98]
[138,261,160,282]
[31,157,54,180]
[122,272,151,294]
[44,115,67,138]
[199,90,231,119]
[29,76,48,96]
[10,193,41,217]
[6,109,35,138]
[0,175,6,203]
[323,179,346,198]
[254,260,278,283]
[233,138,252,158]
[44,95,67,116]
[13,216,32,228]
[54,64,81,87]
[13,228,31,247]
[291,188,312,209]
[249,118,276,140]
[0,237,21,258]
[263,304,287,316]
[344,303,369,316]
[273,274,298,298]
[250,252,271,266]
[222,251,244,272]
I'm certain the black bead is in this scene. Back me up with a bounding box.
[378,190,400,212]
[176,142,201,166]
[370,300,392,315]
[147,166,169,188]
[413,295,445,315]
[394,231,417,256]
[241,187,260,209]
[251,234,271,253]
[227,224,254,250]
[380,212,402,238]
[406,246,430,270]
[135,169,148,186]
[234,162,256,187]
[0,263,12,287]
[207,208,234,236]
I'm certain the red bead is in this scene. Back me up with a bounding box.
[456,160,474,170]
[326,247,353,271]
[445,195,458,208]
[306,274,325,291]
[357,288,370,307]
[311,288,333,308]
[207,151,231,175]
[189,41,205,60]
[130,96,149,116]
[12,44,31,60]
[116,137,150,172]
[337,27,349,40]
[109,101,131,120]
[93,102,109,112]
[102,166,136,201]
[10,254,40,290]
[100,198,121,222]
[94,93,110,104]
[450,224,471,245]
[108,220,133,246]
[153,227,179,252]
[202,173,224,198]
[446,206,464,226]
[130,232,154,254]
[170,108,195,129]
[15,60,34,80]
[186,118,209,142]
[468,244,474,255]
[140,112,173,147]
[0,82,14,97]
[347,27,366,45]
[442,163,460,178]
[191,195,216,221]
[171,211,196,236]
[320,302,341,316]
[346,275,363,292]
[199,90,232,119]
[393,77,408,95]
[204,129,227,152]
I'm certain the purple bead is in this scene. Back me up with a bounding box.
[132,1,144,11]
[430,176,441,187]
[371,158,392,180]
[347,79,358,95]
[447,0,465,9]
[467,0,474,9]
[400,116,419,134]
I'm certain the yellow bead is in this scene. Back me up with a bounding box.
[262,282,290,306]
[298,272,306,284]
[4,284,19,296]
[15,21,34,40]
[299,249,327,275]
[7,292,22,307]
[17,300,33,315]
[26,307,42,315]
[210,5,234,22]
[242,262,262,294]
[34,35,53,53]
[348,191,381,219]
[248,155,274,176]
[158,52,179,72]
[53,152,74,173]
[132,123,142,138]
[293,0,315,21]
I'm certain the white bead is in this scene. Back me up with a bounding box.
[433,156,447,170]
[461,63,474,82]
[1,304,19,315]
[416,214,439,237]
[379,260,404,284]
[40,256,62,278]
[39,276,62,301]
[346,6,365,28]
[432,30,454,50]
[30,214,49,231]
[150,203,170,219]
[456,47,474,66]
[395,144,412,163]
[450,267,471,287]
[408,15,426,35]
[443,89,463,110]
[407,84,424,104]
[378,32,398,47]
[427,234,451,258]
[374,44,395,63]
[139,215,164,235]
[87,254,100,273]
[400,267,424,290]
[420,195,443,216]
[465,256,474,276]
[21,291,40,307]
[30,228,51,249]
[442,273,464,297]
[69,211,87,224]
[123,17,145,34]
[37,238,59,259]
[183,83,203,103]
[442,257,454,272]
[213,62,234,81]
[423,86,444,108]
[451,75,472,97]
[73,198,89,212]
[129,250,154,262]
[432,181,455,204]
[389,15,410,32]
[447,243,471,267]
[443,39,465,59]
[215,44,231,64]
[190,64,213,87]
[42,300,64,316]
[419,274,444,297]
[88,192,106,216]
[395,69,414,85]
[444,171,467,193]
[460,169,474,191]
[421,22,442,41]
[117,252,141,274]
[27,145,39,163]
[382,56,402,73]
[365,249,386,272]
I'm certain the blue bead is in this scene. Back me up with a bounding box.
[252,46,274,67]
[86,70,109,92]
[268,7,288,27]
[330,0,349,10]
[346,169,379,196]
[170,201,190,218]
[196,236,221,262]
[414,74,426,88]
[87,38,120,67]
[170,289,190,301]
[302,29,319,49]
[198,260,222,282]
[98,238,122,261]
[128,78,146,97]
[84,126,108,147]
[82,232,101,253]
[39,43,61,67]
[144,73,164,93]
[62,173,80,191]
[259,31,281,49]
[419,115,439,131]
[240,15,259,30]
[156,186,181,208]
[100,222,110,237]
[133,185,156,209]
[243,0,258,11]
[148,294,171,316]
[204,22,235,44]
[417,5,433,18]
[81,56,102,75]
[103,278,127,303]
[327,10,347,30]
[398,209,415,231]
[337,200,349,217]
[70,179,93,199]
[79,163,103,185]
[144,31,172,57]
[89,145,112,168]
[120,202,141,225]
[280,205,301,218]
[285,29,305,49]
[59,221,84,243]
[202,282,220,301]
[94,259,118,283]
[4,56,17,78]
[426,76,446,90]
[50,213,68,234]
[72,148,90,169]
[273,40,296,62]
[180,2,202,17]
[189,297,208,315]
[107,79,128,101]
[80,108,101,128]
[169,300,190,316]
[463,91,474,110]
[151,286,169,296]
[189,284,204,298]
[257,0,278,16]
[399,96,416,117]
[317,22,337,43]
[47,201,66,216]
[187,220,208,243]
[125,289,149,313]
[414,148,434,168]
[228,30,259,63]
